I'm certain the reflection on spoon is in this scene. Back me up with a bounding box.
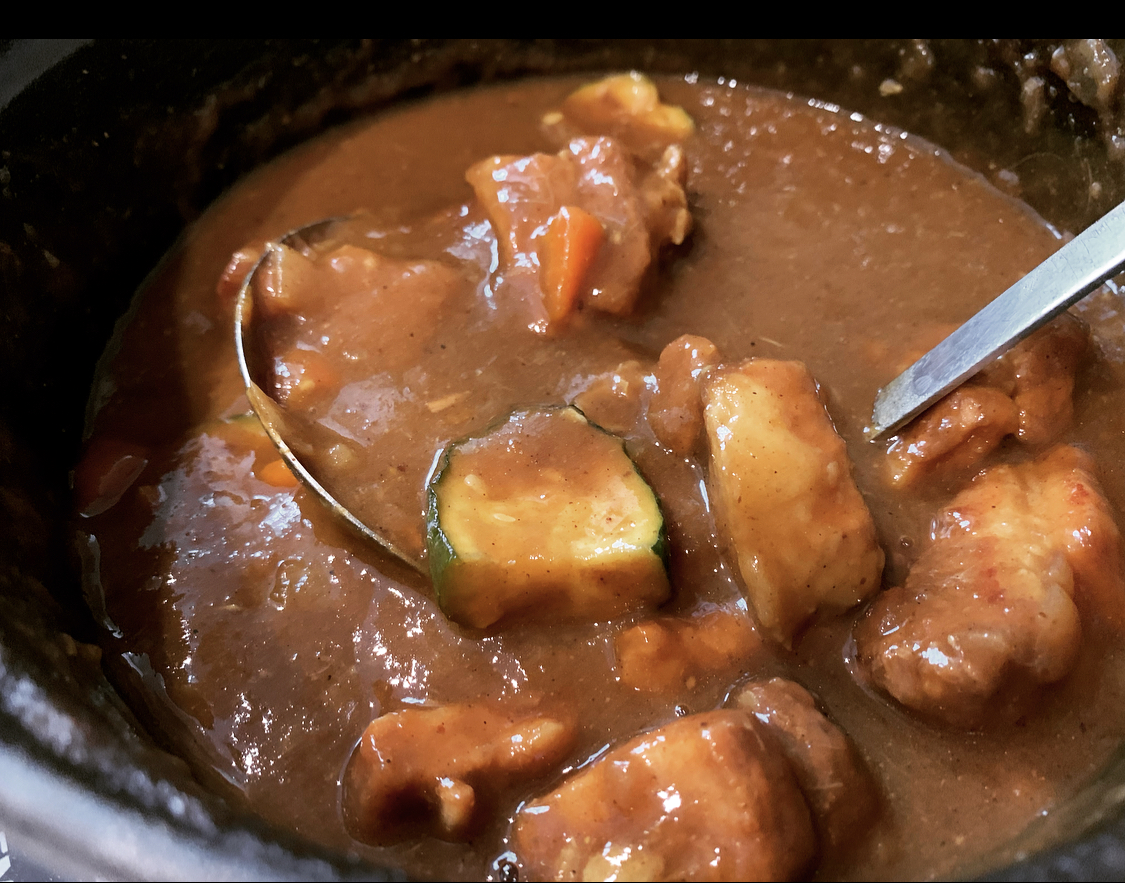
[869,199,1125,440]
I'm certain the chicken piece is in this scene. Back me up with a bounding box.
[729,678,878,854]
[1004,312,1091,444]
[615,607,762,693]
[884,384,1019,487]
[465,135,691,323]
[648,334,721,455]
[886,314,1089,488]
[703,359,885,646]
[510,710,816,882]
[857,445,1125,727]
[550,71,696,161]
[257,242,462,397]
[571,359,653,436]
[343,704,576,844]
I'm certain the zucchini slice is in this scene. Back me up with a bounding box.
[427,406,669,629]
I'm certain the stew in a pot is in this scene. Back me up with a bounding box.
[74,72,1125,881]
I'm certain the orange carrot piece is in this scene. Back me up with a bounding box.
[257,457,300,489]
[539,205,604,323]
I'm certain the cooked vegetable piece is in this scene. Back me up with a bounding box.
[857,444,1125,727]
[703,359,884,646]
[252,240,318,318]
[510,710,816,882]
[256,458,298,489]
[540,204,605,323]
[427,406,670,629]
[270,346,341,409]
[343,703,575,844]
[554,71,696,160]
[202,413,298,489]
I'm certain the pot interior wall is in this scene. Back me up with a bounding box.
[1,39,1122,880]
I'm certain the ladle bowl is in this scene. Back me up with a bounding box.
[234,216,426,571]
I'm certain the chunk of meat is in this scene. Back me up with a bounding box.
[269,346,341,410]
[546,71,696,161]
[1004,312,1091,444]
[648,334,721,455]
[510,710,816,882]
[255,242,463,395]
[703,359,885,646]
[571,359,654,436]
[729,678,878,855]
[614,607,762,693]
[343,703,576,844]
[857,445,1125,727]
[886,314,1089,487]
[465,135,691,323]
[885,384,1019,488]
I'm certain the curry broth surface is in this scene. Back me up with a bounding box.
[79,75,1125,880]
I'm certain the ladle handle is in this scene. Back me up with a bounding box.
[870,199,1125,439]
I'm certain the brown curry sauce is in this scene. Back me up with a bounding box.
[75,75,1125,880]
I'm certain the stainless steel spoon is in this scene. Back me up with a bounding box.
[234,218,425,571]
[869,199,1125,439]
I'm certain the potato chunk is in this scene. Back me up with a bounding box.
[555,71,696,160]
[703,360,884,646]
[857,445,1125,727]
[730,678,879,855]
[510,710,816,882]
[343,703,576,844]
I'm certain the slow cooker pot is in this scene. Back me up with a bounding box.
[2,39,1124,881]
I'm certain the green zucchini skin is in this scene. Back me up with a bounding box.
[426,406,670,629]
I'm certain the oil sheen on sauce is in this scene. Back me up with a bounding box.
[76,75,1125,880]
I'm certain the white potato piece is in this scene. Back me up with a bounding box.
[703,359,884,646]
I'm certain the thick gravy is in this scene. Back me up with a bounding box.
[75,75,1125,880]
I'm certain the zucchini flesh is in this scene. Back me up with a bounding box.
[427,406,669,629]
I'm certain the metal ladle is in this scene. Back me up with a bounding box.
[870,199,1125,439]
[234,217,426,572]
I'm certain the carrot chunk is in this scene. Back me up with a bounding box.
[257,457,300,489]
[539,205,604,323]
